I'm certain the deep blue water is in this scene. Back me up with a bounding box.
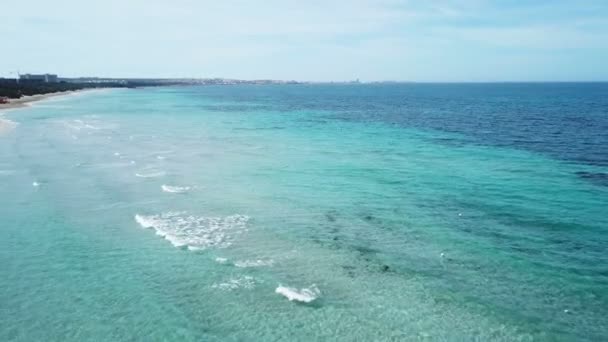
[193,83,608,167]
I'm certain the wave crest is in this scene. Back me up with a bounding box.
[135,171,166,178]
[161,185,191,193]
[134,212,249,250]
[275,284,320,303]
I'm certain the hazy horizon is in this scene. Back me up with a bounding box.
[2,1,607,82]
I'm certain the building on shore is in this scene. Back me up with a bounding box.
[19,73,58,83]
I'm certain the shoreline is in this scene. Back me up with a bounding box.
[0,90,85,112]
[0,89,104,135]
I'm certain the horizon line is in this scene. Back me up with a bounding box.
[1,75,607,84]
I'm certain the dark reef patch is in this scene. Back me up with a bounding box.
[576,171,608,187]
[325,211,337,222]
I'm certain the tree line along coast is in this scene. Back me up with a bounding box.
[0,78,180,101]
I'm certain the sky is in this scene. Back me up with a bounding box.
[1,0,607,81]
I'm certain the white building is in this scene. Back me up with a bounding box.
[19,74,58,83]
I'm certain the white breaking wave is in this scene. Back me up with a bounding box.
[234,259,275,268]
[212,276,256,291]
[275,284,320,303]
[134,212,249,250]
[215,257,229,264]
[135,171,166,178]
[161,185,191,193]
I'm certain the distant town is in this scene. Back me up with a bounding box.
[0,73,365,103]
[9,73,305,85]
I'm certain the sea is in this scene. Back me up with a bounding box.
[1,83,607,341]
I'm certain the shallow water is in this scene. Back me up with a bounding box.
[1,84,607,341]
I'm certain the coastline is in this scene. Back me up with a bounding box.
[0,90,83,111]
[0,89,98,135]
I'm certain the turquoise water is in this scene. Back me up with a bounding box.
[1,85,607,341]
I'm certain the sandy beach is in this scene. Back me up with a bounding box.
[0,91,80,111]
[0,91,86,135]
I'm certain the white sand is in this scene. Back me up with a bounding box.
[0,91,80,111]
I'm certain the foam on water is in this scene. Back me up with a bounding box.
[275,284,320,303]
[134,212,249,250]
[161,185,191,193]
[212,276,256,291]
[215,257,229,264]
[234,259,275,268]
[135,171,166,178]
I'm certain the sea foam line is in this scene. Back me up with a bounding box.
[161,184,191,193]
[212,276,256,291]
[134,212,249,250]
[234,259,275,268]
[275,284,320,303]
[135,171,166,178]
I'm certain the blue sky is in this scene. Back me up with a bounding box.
[1,0,607,81]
